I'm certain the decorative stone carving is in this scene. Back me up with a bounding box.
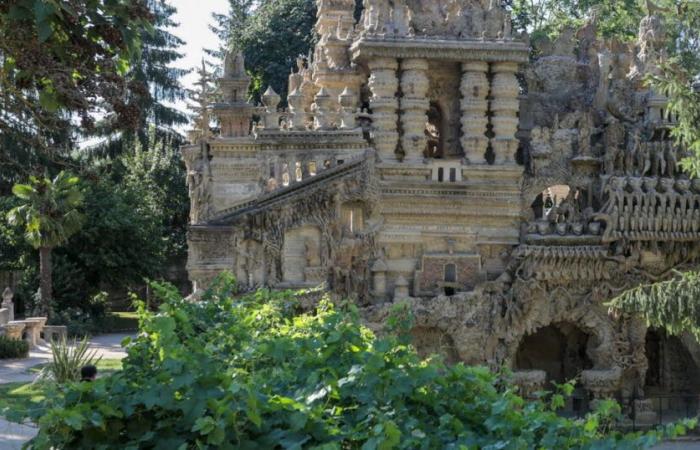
[182,3,700,414]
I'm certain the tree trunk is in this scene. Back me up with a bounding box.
[38,246,52,318]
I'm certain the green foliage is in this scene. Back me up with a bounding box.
[7,171,84,250]
[0,0,154,175]
[26,276,694,449]
[85,0,189,159]
[649,64,700,177]
[607,271,700,339]
[40,336,101,384]
[0,335,29,359]
[0,381,47,421]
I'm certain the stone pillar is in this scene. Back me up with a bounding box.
[460,61,490,164]
[339,87,357,129]
[2,287,14,323]
[368,58,399,161]
[287,88,306,130]
[313,87,334,130]
[400,59,430,162]
[490,62,520,164]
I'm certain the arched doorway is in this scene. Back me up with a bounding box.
[515,322,594,385]
[531,185,571,221]
[515,322,595,414]
[644,329,700,416]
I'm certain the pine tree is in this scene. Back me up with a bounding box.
[85,0,189,159]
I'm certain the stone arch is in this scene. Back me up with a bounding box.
[531,184,571,220]
[282,225,322,284]
[506,286,618,371]
[644,329,700,397]
[514,322,595,386]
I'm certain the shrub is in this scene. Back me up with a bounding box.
[0,335,29,359]
[38,336,100,384]
[26,276,695,449]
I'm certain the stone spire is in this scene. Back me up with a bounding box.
[213,49,256,137]
[186,59,215,144]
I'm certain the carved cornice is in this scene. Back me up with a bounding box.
[351,37,530,64]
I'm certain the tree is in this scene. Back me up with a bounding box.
[210,0,317,103]
[85,0,189,159]
[0,0,154,178]
[7,172,84,317]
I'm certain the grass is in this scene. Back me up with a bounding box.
[0,358,125,422]
[0,381,47,420]
[28,358,124,375]
[102,311,139,332]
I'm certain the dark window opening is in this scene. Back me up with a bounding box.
[437,167,444,182]
[444,264,456,283]
[449,168,457,182]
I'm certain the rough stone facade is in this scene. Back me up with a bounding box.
[182,0,700,417]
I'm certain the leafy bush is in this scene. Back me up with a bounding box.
[0,335,29,359]
[38,337,100,384]
[27,276,694,449]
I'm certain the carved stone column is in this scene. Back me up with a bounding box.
[490,62,520,164]
[400,59,429,162]
[368,58,399,161]
[460,61,490,164]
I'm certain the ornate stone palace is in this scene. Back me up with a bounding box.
[183,0,700,417]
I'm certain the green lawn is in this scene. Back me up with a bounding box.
[0,381,47,420]
[28,358,123,375]
[102,311,139,332]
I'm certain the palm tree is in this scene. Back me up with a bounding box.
[8,172,84,317]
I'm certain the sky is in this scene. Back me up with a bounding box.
[169,0,230,124]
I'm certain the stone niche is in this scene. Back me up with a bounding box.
[414,254,482,296]
[282,225,323,285]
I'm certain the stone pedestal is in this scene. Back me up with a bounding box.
[511,370,547,399]
[368,58,399,161]
[4,322,24,340]
[24,317,47,348]
[490,62,520,164]
[460,62,490,164]
[400,59,429,162]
